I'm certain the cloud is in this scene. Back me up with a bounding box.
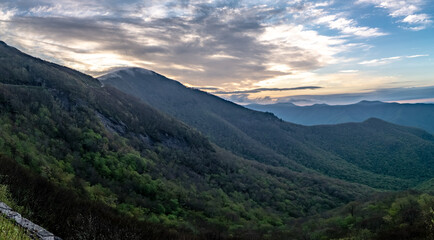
[340,70,359,73]
[0,7,16,21]
[0,1,280,84]
[227,94,252,104]
[357,0,432,30]
[315,14,387,37]
[258,24,350,73]
[213,86,322,94]
[226,94,274,105]
[2,0,429,106]
[359,54,428,65]
[407,54,429,58]
[0,0,387,89]
[290,1,387,37]
[403,14,432,24]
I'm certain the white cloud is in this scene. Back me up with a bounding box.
[292,2,386,37]
[26,2,111,18]
[357,0,432,30]
[340,70,359,73]
[259,24,348,71]
[359,54,428,65]
[0,7,17,21]
[0,6,18,43]
[407,54,429,58]
[357,0,421,17]
[316,14,387,37]
[402,14,432,24]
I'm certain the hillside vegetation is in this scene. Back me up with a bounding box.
[0,185,32,240]
[0,215,32,240]
[1,41,434,239]
[101,68,434,190]
[286,191,434,240]
[0,41,379,239]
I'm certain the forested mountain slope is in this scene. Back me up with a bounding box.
[247,101,434,134]
[0,41,379,239]
[286,190,434,240]
[100,68,434,190]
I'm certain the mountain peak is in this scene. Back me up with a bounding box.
[98,67,155,81]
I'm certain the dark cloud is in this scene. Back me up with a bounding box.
[214,86,322,94]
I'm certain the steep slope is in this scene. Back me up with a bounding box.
[101,68,308,173]
[0,42,376,239]
[100,68,434,190]
[247,101,434,133]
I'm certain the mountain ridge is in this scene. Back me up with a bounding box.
[100,67,434,190]
[247,100,434,133]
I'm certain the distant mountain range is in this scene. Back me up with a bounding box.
[247,101,434,133]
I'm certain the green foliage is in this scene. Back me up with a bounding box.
[0,185,15,209]
[0,184,32,240]
[286,191,434,240]
[0,156,197,240]
[0,215,32,240]
[0,41,374,239]
[415,178,434,193]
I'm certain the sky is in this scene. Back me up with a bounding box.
[0,0,433,105]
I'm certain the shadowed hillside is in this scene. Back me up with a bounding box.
[100,68,434,190]
[0,41,382,239]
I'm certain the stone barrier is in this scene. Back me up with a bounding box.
[0,201,62,240]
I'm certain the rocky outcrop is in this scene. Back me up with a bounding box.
[95,111,127,135]
[0,202,61,240]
